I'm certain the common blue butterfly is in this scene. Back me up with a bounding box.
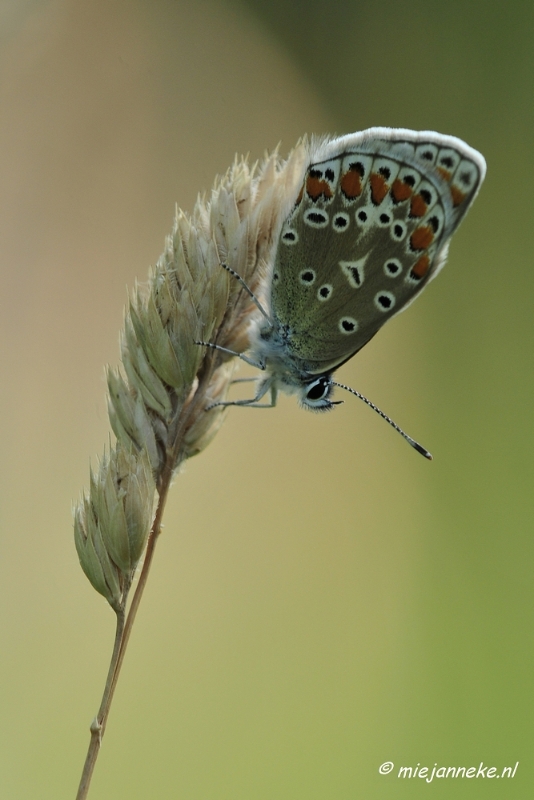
[205,128,486,457]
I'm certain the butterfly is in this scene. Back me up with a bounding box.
[208,128,486,457]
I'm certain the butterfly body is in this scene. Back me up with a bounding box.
[246,128,486,411]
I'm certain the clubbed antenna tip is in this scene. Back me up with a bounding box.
[407,437,433,460]
[332,381,433,461]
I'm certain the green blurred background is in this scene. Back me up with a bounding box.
[1,0,532,797]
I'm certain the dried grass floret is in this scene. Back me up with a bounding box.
[74,139,308,800]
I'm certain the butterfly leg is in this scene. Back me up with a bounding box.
[194,340,265,370]
[206,380,277,411]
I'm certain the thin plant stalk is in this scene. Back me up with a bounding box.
[75,609,125,800]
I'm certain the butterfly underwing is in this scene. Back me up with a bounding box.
[246,128,486,414]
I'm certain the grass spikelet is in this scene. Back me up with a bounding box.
[73,139,309,799]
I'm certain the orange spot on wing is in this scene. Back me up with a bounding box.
[306,175,333,201]
[391,178,413,202]
[410,255,431,279]
[410,193,428,217]
[436,166,452,182]
[450,185,466,207]
[370,173,389,205]
[340,168,362,199]
[295,185,304,205]
[410,225,434,251]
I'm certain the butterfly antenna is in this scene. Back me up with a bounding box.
[220,263,273,326]
[332,381,432,460]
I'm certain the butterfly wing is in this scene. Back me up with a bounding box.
[269,128,486,374]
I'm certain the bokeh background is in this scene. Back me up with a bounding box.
[1,1,532,797]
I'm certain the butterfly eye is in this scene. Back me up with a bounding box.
[301,377,334,410]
